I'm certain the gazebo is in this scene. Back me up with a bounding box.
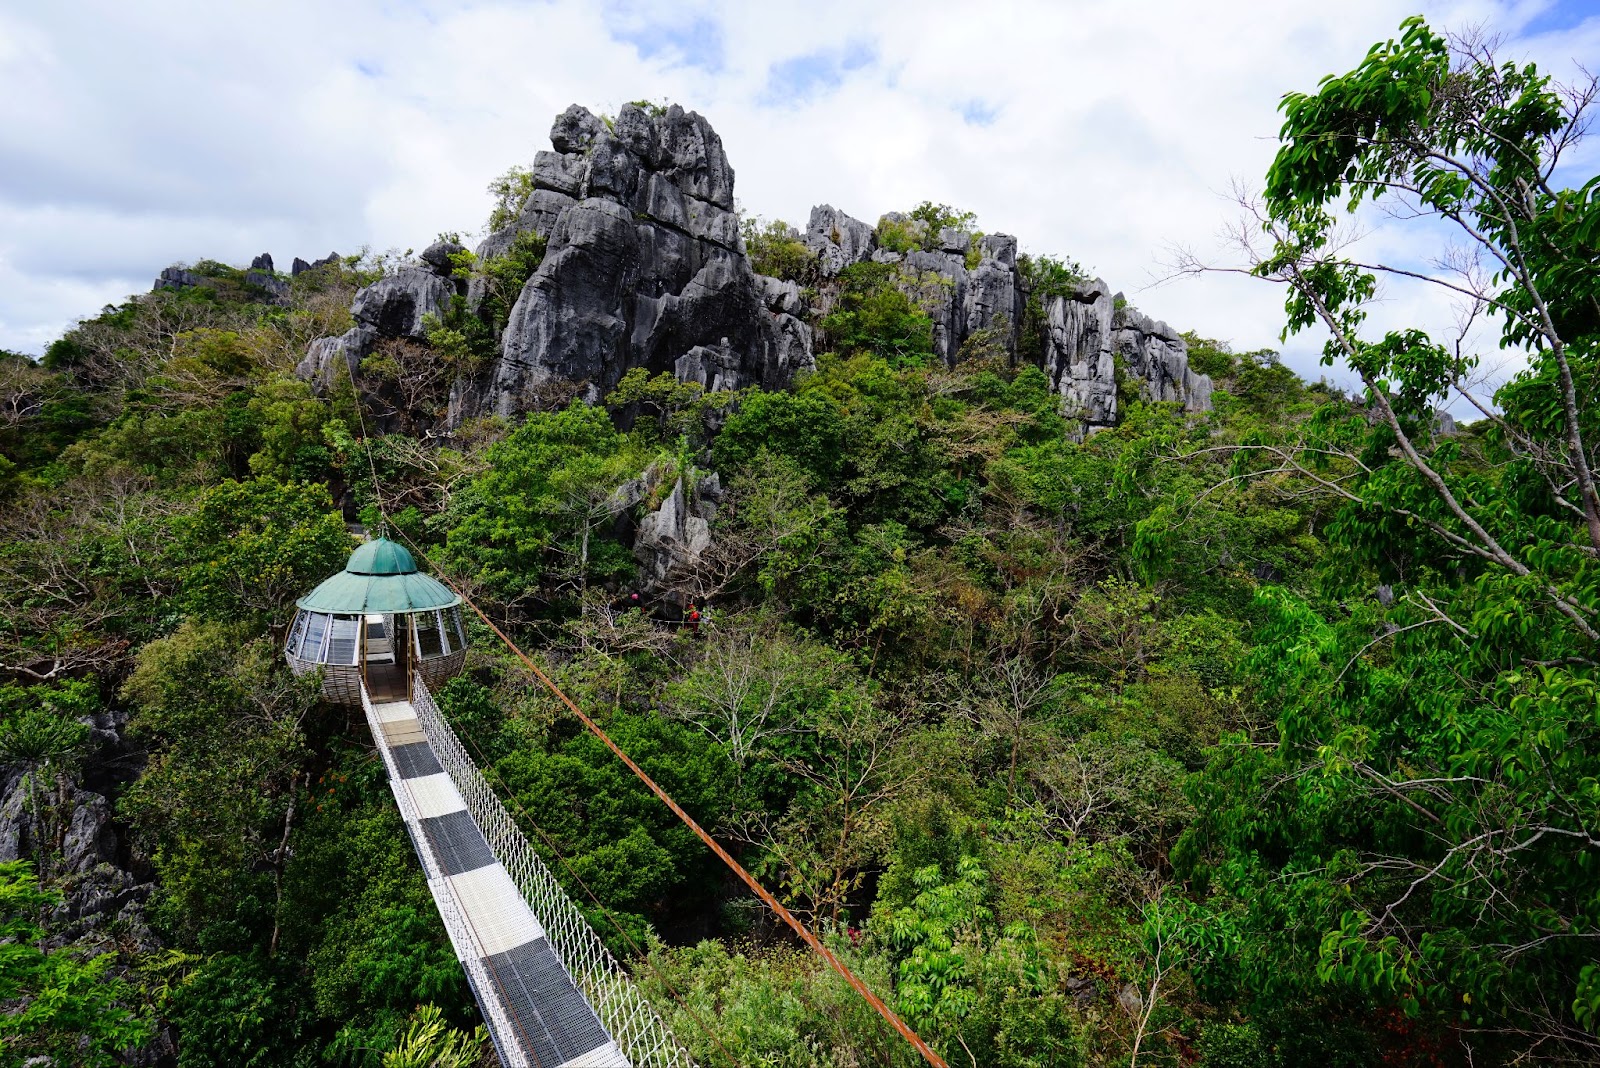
[285,537,468,703]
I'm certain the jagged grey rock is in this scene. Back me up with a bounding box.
[290,101,1213,435]
[459,103,812,417]
[291,256,313,276]
[806,205,876,277]
[938,227,971,255]
[1038,279,1212,437]
[420,238,465,275]
[0,705,162,958]
[153,266,202,291]
[1112,305,1212,413]
[244,269,290,303]
[298,266,456,387]
[633,475,715,598]
[962,235,1021,354]
[900,249,970,365]
[1045,280,1119,432]
[250,252,274,272]
[351,268,455,339]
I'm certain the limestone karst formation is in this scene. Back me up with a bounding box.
[283,101,1211,436]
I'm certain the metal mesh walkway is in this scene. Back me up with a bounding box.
[361,677,693,1068]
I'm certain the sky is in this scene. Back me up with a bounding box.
[2,0,1597,395]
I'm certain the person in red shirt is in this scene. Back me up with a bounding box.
[685,604,701,634]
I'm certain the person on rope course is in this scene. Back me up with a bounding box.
[685,603,701,635]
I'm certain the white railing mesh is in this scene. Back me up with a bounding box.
[409,674,696,1068]
[358,684,530,1068]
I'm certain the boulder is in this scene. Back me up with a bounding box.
[296,326,376,389]
[350,268,455,339]
[298,266,456,387]
[153,266,202,292]
[938,227,972,255]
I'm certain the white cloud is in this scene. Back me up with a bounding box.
[1,0,1594,408]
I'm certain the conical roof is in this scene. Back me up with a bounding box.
[296,537,460,614]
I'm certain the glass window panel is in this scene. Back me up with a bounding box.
[287,611,309,658]
[448,607,467,650]
[414,611,443,659]
[303,613,329,662]
[328,616,360,666]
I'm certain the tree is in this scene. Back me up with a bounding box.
[381,1004,484,1068]
[439,401,641,607]
[665,617,851,772]
[820,263,936,365]
[120,623,319,951]
[1172,19,1600,1062]
[882,856,1083,1068]
[171,476,351,626]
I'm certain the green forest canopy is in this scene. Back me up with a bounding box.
[2,17,1598,1068]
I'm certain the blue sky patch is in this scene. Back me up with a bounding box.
[1518,0,1599,38]
[761,40,877,106]
[606,4,726,73]
[960,99,999,126]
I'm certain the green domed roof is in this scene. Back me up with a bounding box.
[344,538,417,575]
[297,537,460,614]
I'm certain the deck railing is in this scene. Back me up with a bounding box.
[410,673,695,1068]
[358,682,529,1068]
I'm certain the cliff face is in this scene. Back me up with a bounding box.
[295,103,1210,437]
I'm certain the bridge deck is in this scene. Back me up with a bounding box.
[366,695,629,1068]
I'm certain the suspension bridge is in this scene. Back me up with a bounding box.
[287,537,947,1067]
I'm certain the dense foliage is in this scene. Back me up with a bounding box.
[1,17,1594,1067]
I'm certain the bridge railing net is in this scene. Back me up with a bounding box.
[358,684,527,1068]
[411,674,696,1068]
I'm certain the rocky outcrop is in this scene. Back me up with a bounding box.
[447,103,812,418]
[806,205,878,278]
[293,102,1209,435]
[1039,281,1212,437]
[0,704,161,954]
[297,249,463,388]
[1113,303,1212,412]
[963,235,1021,354]
[787,201,1209,434]
[291,252,341,276]
[1045,280,1119,429]
[631,471,721,600]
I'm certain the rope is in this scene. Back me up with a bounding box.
[437,578,950,1068]
[455,715,741,1068]
[340,384,949,1064]
[340,344,388,531]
